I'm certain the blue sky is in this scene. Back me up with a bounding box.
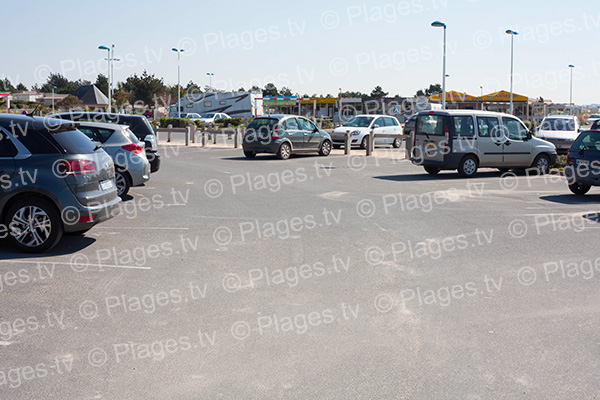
[1,0,598,103]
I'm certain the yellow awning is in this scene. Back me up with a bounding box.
[429,90,478,102]
[479,90,528,102]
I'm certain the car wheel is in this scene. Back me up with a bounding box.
[115,170,131,198]
[392,138,401,148]
[243,150,256,159]
[458,155,478,177]
[277,142,291,160]
[569,182,591,195]
[532,154,550,174]
[424,166,440,175]
[5,197,63,253]
[360,136,369,150]
[319,140,332,156]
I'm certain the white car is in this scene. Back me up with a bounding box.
[536,115,580,153]
[330,114,403,149]
[184,113,202,121]
[587,114,600,125]
[199,112,230,123]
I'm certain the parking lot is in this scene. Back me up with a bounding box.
[1,143,599,399]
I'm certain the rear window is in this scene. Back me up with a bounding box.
[541,118,575,131]
[416,115,444,136]
[53,130,98,154]
[247,118,278,131]
[591,120,600,130]
[11,129,60,155]
[0,133,17,157]
[572,131,600,151]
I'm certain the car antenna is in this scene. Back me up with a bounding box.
[26,102,42,117]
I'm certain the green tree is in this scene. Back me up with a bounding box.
[41,73,82,94]
[113,90,131,108]
[95,74,109,97]
[416,84,442,97]
[280,87,293,96]
[370,86,388,98]
[122,70,166,106]
[16,83,28,91]
[340,91,366,98]
[263,83,278,97]
[250,85,261,93]
[1,79,15,92]
[56,95,83,109]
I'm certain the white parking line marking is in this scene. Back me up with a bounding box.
[93,227,189,230]
[0,260,150,270]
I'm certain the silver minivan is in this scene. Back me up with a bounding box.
[411,110,557,177]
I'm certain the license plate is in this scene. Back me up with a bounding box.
[576,159,590,166]
[425,143,435,149]
[100,179,114,190]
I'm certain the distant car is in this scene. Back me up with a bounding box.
[0,114,120,253]
[564,130,600,195]
[587,114,600,125]
[242,115,332,160]
[330,114,402,149]
[184,113,202,121]
[199,113,230,124]
[536,115,580,154]
[403,114,417,136]
[591,120,600,131]
[51,112,161,173]
[75,122,151,198]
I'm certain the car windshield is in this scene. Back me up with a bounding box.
[246,118,278,131]
[541,118,575,131]
[572,131,600,151]
[343,116,374,128]
[201,113,216,118]
[589,114,600,119]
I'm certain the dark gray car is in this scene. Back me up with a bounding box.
[0,114,121,253]
[242,115,332,160]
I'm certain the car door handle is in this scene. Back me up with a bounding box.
[304,133,308,136]
[494,142,503,146]
[504,141,511,146]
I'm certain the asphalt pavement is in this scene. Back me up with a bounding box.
[1,144,599,399]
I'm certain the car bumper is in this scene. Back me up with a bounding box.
[147,151,161,173]
[542,139,573,152]
[242,140,282,154]
[410,152,463,169]
[63,195,122,233]
[564,164,600,186]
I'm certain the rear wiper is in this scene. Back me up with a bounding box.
[579,145,593,155]
[93,144,104,151]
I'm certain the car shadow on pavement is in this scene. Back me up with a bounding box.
[222,154,331,161]
[375,170,502,182]
[0,235,97,260]
[539,194,600,206]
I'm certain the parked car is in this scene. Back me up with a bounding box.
[0,114,121,253]
[536,115,580,154]
[411,110,557,177]
[564,130,600,195]
[199,113,230,124]
[587,114,600,126]
[330,114,403,149]
[75,122,151,197]
[242,115,332,160]
[590,119,600,131]
[184,113,202,121]
[403,114,417,136]
[51,112,161,173]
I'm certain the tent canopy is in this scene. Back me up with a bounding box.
[429,90,530,103]
[479,90,528,102]
[429,90,478,102]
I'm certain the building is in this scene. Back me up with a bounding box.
[175,91,263,117]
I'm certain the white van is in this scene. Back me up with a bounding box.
[411,110,557,177]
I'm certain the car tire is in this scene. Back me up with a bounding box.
[424,166,440,175]
[115,170,131,198]
[569,182,591,195]
[277,142,291,160]
[4,197,63,253]
[532,154,550,174]
[392,138,401,148]
[458,155,478,177]
[360,136,369,150]
[319,140,332,156]
[243,150,256,159]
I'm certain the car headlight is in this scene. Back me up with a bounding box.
[144,134,158,151]
[352,130,361,136]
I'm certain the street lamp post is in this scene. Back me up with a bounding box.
[51,85,56,114]
[206,72,214,92]
[505,30,518,115]
[98,45,111,110]
[568,64,575,115]
[480,85,484,110]
[431,21,447,110]
[172,48,184,118]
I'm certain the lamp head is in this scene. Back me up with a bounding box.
[505,29,518,35]
[568,64,575,68]
[98,45,110,51]
[431,21,446,28]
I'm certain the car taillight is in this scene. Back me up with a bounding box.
[60,160,97,175]
[566,154,570,164]
[443,122,449,148]
[122,143,144,154]
[272,125,279,139]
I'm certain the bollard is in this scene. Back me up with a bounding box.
[191,125,196,144]
[345,130,351,155]
[185,126,190,146]
[167,124,172,143]
[213,130,217,144]
[234,128,240,148]
[366,129,374,156]
[202,130,206,147]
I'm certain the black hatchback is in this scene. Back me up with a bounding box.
[564,130,600,195]
[0,114,121,252]
[51,112,161,173]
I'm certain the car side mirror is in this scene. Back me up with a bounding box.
[527,131,532,140]
[313,128,319,133]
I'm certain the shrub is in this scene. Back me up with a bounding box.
[160,118,195,128]
[317,118,333,130]
[215,117,243,127]
[552,155,567,170]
